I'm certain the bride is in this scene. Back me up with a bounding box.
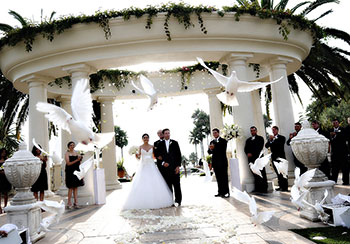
[122,133,173,210]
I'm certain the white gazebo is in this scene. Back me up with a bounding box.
[0,12,313,194]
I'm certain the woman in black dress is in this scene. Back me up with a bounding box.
[31,145,48,201]
[0,148,12,213]
[65,141,84,209]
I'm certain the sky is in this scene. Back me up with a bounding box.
[1,0,349,173]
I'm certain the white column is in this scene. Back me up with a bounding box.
[223,53,256,192]
[25,75,53,195]
[62,63,96,204]
[98,96,122,190]
[57,95,72,196]
[205,88,224,131]
[269,57,295,183]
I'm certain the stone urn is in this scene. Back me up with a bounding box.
[290,121,335,221]
[4,141,42,205]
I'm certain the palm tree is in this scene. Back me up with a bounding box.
[0,10,29,33]
[191,109,210,158]
[189,129,201,158]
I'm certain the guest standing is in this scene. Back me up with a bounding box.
[0,148,11,213]
[265,126,288,191]
[312,120,331,178]
[329,119,349,185]
[31,145,48,201]
[244,126,267,193]
[65,141,84,209]
[208,128,230,198]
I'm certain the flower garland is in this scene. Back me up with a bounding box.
[221,123,241,141]
[0,2,324,52]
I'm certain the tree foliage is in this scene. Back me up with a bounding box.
[114,125,128,158]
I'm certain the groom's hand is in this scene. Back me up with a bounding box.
[175,166,180,174]
[157,156,162,160]
[163,162,169,168]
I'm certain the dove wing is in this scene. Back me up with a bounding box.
[273,161,281,175]
[291,185,300,200]
[298,169,316,188]
[73,156,94,180]
[197,57,228,86]
[232,187,251,205]
[237,77,283,92]
[71,79,94,125]
[255,153,271,171]
[131,80,146,95]
[249,196,258,216]
[36,102,72,133]
[140,75,157,96]
[32,138,51,156]
[41,215,57,232]
[294,167,301,181]
[216,92,239,106]
[257,211,274,224]
[93,132,115,149]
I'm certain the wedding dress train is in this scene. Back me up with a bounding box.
[122,148,173,210]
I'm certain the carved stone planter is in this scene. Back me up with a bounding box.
[290,122,335,221]
[3,142,45,242]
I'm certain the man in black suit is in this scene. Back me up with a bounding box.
[329,118,349,185]
[265,126,288,191]
[208,128,229,198]
[244,126,267,193]
[158,128,182,205]
[312,120,331,178]
[154,129,164,172]
[287,122,307,175]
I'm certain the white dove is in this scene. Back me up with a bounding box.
[32,138,63,165]
[232,187,275,225]
[273,157,289,178]
[36,79,114,151]
[131,75,158,110]
[73,156,94,180]
[36,200,65,232]
[197,57,282,106]
[294,167,316,191]
[303,189,329,223]
[290,184,308,211]
[249,152,271,178]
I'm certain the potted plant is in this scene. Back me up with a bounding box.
[117,158,126,178]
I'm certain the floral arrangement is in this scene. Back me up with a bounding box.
[128,146,139,156]
[221,123,241,141]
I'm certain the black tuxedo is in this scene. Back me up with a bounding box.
[153,139,163,169]
[329,127,349,184]
[265,134,288,191]
[208,137,229,196]
[287,131,307,175]
[158,139,182,204]
[244,135,267,193]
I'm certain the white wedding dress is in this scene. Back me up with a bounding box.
[122,148,173,210]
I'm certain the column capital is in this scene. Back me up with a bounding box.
[62,63,96,75]
[220,52,254,64]
[97,96,116,103]
[203,88,222,96]
[269,56,294,67]
[19,74,53,85]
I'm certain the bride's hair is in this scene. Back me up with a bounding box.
[142,133,149,138]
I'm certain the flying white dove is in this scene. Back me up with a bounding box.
[197,57,282,106]
[131,75,158,110]
[36,200,65,232]
[294,167,316,191]
[273,158,289,178]
[303,189,329,223]
[232,187,275,225]
[73,156,94,180]
[32,138,63,165]
[290,185,309,211]
[249,152,271,178]
[36,79,114,151]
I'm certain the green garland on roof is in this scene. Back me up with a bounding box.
[0,2,324,52]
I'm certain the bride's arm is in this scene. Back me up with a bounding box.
[135,146,141,160]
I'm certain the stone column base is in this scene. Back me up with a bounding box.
[106,179,122,191]
[5,204,45,243]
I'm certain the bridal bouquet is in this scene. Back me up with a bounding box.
[221,123,241,141]
[128,146,139,156]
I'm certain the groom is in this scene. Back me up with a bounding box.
[158,128,182,206]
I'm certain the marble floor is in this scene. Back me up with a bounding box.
[0,175,349,244]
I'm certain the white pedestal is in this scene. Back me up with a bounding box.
[4,204,45,243]
[322,204,350,227]
[229,158,242,191]
[94,168,106,205]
